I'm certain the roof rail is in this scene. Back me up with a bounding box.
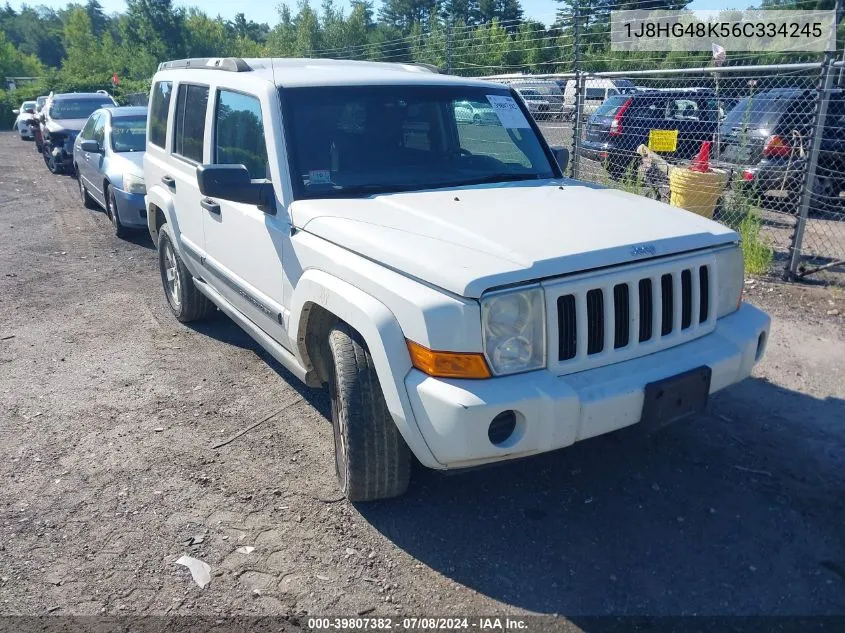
[157,57,252,72]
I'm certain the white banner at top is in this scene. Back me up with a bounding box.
[610,10,836,53]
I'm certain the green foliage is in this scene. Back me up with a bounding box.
[739,210,774,276]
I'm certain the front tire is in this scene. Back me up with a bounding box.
[157,224,215,323]
[43,145,62,174]
[105,184,130,239]
[77,171,97,210]
[327,323,411,502]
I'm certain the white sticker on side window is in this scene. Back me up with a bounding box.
[486,95,530,129]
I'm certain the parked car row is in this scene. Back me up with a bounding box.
[578,85,845,215]
[12,90,148,237]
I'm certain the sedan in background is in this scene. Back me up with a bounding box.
[453,100,498,125]
[12,101,37,139]
[74,106,148,238]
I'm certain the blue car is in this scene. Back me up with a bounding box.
[74,106,148,238]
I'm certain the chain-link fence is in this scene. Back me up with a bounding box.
[481,59,845,282]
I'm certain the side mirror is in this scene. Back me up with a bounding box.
[196,164,273,209]
[551,146,569,174]
[80,139,102,153]
[12,109,19,115]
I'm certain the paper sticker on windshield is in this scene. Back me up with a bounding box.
[308,170,331,185]
[486,95,530,129]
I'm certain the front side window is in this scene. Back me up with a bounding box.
[111,115,147,153]
[92,113,106,146]
[214,90,268,179]
[283,85,556,200]
[173,84,209,162]
[50,98,113,120]
[149,81,172,148]
[79,112,99,140]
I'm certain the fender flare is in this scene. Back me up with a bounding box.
[145,184,177,247]
[289,269,442,469]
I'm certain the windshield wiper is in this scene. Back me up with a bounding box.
[441,173,544,187]
[302,174,544,199]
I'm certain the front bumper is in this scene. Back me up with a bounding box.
[405,303,770,469]
[111,187,148,228]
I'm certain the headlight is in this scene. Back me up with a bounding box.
[715,245,744,318]
[481,287,546,376]
[123,174,147,195]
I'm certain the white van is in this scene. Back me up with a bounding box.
[562,77,636,120]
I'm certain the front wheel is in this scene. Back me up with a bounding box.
[105,185,130,239]
[157,224,215,323]
[43,145,62,174]
[77,171,97,210]
[327,323,411,501]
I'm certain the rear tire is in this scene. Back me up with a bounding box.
[327,323,411,502]
[157,224,215,323]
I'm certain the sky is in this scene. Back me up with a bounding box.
[6,0,753,28]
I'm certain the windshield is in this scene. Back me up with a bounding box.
[282,85,557,199]
[21,101,35,111]
[720,92,798,134]
[110,115,147,152]
[50,98,113,120]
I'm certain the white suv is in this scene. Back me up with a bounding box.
[145,57,770,501]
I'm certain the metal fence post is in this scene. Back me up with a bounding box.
[569,6,583,179]
[786,51,836,279]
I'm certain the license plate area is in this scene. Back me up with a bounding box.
[641,366,712,431]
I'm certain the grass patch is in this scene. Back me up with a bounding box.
[719,179,774,276]
[738,210,774,276]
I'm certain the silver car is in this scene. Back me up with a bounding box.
[73,106,147,238]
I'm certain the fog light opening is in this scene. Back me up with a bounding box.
[488,410,521,447]
[756,331,767,361]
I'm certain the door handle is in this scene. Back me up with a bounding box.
[161,175,176,188]
[201,197,221,215]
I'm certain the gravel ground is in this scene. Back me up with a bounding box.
[1,132,844,627]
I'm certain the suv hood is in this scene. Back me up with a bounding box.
[290,180,737,298]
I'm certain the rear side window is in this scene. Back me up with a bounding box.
[593,95,628,117]
[721,92,801,133]
[173,84,208,162]
[149,81,172,148]
[214,90,268,179]
[585,87,606,100]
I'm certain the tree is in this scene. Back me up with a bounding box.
[85,0,108,36]
[379,0,439,32]
[123,0,186,62]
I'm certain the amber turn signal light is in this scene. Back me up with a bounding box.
[406,340,491,379]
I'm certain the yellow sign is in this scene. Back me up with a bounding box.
[648,129,679,153]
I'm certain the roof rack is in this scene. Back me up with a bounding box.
[157,57,252,72]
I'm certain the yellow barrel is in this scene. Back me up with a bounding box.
[668,166,729,219]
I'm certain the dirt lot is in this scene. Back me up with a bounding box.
[1,132,845,626]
